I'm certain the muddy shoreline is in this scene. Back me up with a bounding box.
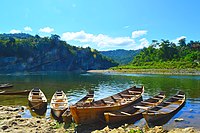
[0,105,200,133]
[87,69,200,75]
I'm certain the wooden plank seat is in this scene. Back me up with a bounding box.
[101,100,114,104]
[157,95,165,97]
[121,111,131,116]
[141,101,155,104]
[134,105,149,110]
[163,101,171,104]
[111,96,122,101]
[120,94,135,97]
[51,102,67,104]
[128,90,141,94]
[151,97,162,100]
[172,96,182,100]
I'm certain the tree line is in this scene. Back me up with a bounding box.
[131,39,200,68]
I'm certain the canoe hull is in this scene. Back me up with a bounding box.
[0,90,30,95]
[70,96,142,124]
[51,109,67,118]
[143,100,185,127]
[62,109,72,124]
[104,112,142,125]
[29,101,47,110]
[142,91,186,127]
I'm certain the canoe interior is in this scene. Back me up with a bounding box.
[143,91,186,127]
[50,90,68,118]
[28,88,47,115]
[103,92,165,125]
[62,91,95,123]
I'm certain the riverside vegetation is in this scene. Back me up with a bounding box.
[112,39,200,74]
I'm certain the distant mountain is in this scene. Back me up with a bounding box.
[0,33,118,73]
[0,33,33,39]
[100,49,141,65]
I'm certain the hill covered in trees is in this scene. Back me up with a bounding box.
[100,49,141,65]
[113,39,200,69]
[0,33,118,73]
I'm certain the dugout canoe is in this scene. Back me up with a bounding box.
[70,85,144,125]
[142,91,186,127]
[28,88,47,111]
[0,89,30,95]
[62,90,94,123]
[104,92,165,125]
[0,83,13,89]
[50,90,68,118]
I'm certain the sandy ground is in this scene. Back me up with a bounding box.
[0,105,200,133]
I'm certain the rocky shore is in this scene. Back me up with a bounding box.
[0,105,67,133]
[0,105,199,133]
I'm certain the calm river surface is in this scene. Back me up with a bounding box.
[0,71,200,130]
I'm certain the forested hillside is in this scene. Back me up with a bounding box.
[0,33,118,72]
[114,39,200,69]
[100,49,141,65]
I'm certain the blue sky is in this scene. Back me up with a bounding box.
[1,0,200,51]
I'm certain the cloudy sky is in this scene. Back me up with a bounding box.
[1,0,200,50]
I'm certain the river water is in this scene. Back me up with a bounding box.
[0,71,199,130]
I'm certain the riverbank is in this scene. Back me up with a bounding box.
[87,68,200,75]
[0,105,200,133]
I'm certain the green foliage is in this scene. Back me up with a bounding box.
[130,39,200,69]
[129,129,143,133]
[50,121,64,129]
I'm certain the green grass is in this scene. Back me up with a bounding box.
[111,61,200,70]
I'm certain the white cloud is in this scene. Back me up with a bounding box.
[10,29,21,34]
[39,27,54,33]
[138,38,149,49]
[172,36,187,44]
[132,30,147,38]
[24,26,32,32]
[61,30,149,50]
[176,36,186,41]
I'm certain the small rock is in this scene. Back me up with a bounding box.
[1,125,9,130]
[15,115,21,118]
[103,126,110,132]
[174,118,184,122]
[6,107,19,111]
[183,127,195,132]
[12,121,18,126]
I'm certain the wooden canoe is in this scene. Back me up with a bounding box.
[0,90,30,95]
[28,88,47,111]
[0,83,13,89]
[62,90,94,123]
[142,91,186,127]
[104,92,165,125]
[50,90,68,118]
[70,85,144,125]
